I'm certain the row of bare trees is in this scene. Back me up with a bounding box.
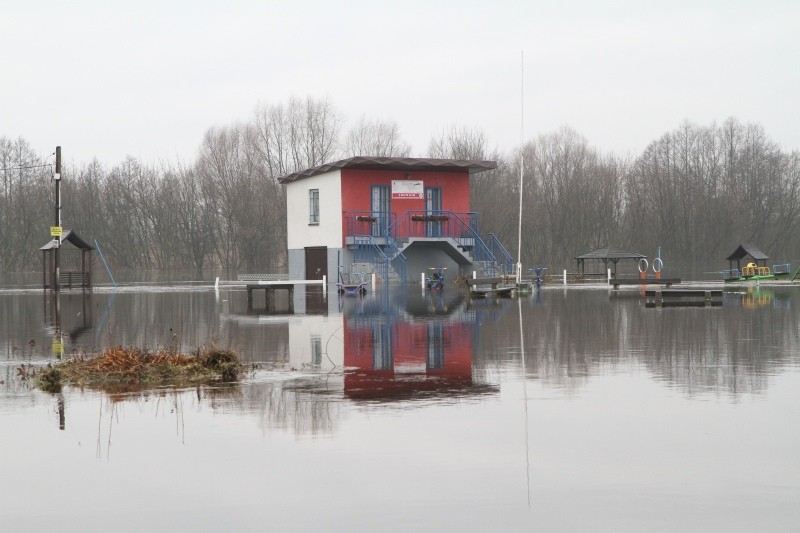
[2,97,798,274]
[463,119,799,270]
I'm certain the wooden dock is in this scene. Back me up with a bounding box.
[466,277,515,298]
[645,288,722,307]
[610,278,681,289]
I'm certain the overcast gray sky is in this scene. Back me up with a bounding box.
[2,0,798,166]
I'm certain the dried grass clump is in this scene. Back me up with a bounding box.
[36,346,242,393]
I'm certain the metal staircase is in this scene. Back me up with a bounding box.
[346,210,513,282]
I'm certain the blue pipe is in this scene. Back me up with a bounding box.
[94,240,117,287]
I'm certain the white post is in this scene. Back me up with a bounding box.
[421,272,426,288]
[214,276,219,290]
[607,268,611,283]
[371,272,376,290]
[473,271,477,279]
[563,269,567,285]
[322,274,327,287]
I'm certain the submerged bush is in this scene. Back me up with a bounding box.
[35,346,242,392]
[37,366,62,393]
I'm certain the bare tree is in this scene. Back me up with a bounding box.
[0,137,52,271]
[428,125,489,160]
[254,96,340,175]
[343,117,411,157]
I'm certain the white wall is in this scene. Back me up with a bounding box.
[285,170,343,250]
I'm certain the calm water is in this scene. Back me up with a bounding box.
[1,282,799,532]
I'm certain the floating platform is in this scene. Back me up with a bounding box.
[723,273,790,283]
[470,286,515,298]
[723,263,792,283]
[610,278,681,288]
[644,288,722,308]
[466,277,515,298]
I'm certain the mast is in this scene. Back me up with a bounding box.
[516,51,524,284]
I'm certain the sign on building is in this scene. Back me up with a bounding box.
[391,180,424,199]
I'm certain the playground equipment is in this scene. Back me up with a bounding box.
[530,267,547,288]
[426,267,446,291]
[722,262,792,282]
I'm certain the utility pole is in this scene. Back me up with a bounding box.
[53,146,62,291]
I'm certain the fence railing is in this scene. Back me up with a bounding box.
[343,210,508,279]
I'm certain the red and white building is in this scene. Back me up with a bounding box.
[278,157,511,283]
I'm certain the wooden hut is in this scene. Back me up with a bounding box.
[40,230,95,289]
[725,243,768,272]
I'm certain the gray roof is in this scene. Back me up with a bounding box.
[725,243,768,261]
[277,157,497,184]
[575,246,646,260]
[40,230,95,251]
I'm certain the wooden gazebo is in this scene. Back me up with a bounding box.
[40,230,95,289]
[725,243,769,272]
[575,245,646,277]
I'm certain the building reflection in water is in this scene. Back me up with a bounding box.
[282,286,497,403]
[190,287,496,437]
[342,288,481,401]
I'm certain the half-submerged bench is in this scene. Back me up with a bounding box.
[466,277,515,298]
[228,275,327,313]
[246,283,295,313]
[645,289,722,308]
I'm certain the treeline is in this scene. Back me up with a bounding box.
[1,96,798,274]
[473,119,800,270]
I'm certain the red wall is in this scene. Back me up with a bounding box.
[341,168,471,215]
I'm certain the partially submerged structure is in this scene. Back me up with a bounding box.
[575,245,646,277]
[721,243,793,282]
[278,157,513,283]
[40,230,95,289]
[725,243,769,271]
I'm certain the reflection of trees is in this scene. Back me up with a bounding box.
[474,290,799,398]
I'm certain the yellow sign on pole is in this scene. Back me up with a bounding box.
[50,226,63,237]
[52,339,64,356]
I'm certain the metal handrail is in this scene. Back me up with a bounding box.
[482,233,514,275]
[344,209,508,278]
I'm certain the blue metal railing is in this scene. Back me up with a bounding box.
[722,269,741,281]
[347,211,407,282]
[482,233,514,275]
[344,210,509,279]
[773,263,791,275]
[387,210,500,277]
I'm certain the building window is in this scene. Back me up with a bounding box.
[309,189,319,224]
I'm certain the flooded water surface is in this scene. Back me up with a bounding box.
[2,283,799,532]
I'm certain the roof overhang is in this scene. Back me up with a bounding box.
[277,157,497,184]
[575,246,646,261]
[40,230,95,251]
[725,243,768,261]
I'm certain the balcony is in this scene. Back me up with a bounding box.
[343,210,479,243]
